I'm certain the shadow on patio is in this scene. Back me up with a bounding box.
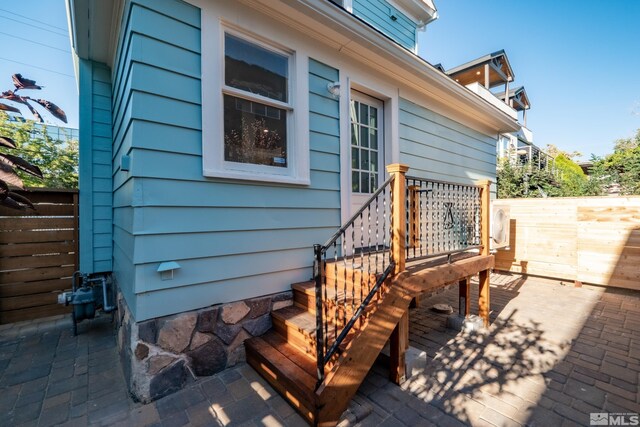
[353,270,638,426]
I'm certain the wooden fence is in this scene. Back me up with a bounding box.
[494,197,640,291]
[0,188,78,324]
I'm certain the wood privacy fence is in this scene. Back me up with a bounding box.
[494,197,640,291]
[0,188,78,324]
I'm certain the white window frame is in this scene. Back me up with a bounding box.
[202,22,310,185]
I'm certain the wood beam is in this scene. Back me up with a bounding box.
[386,164,409,274]
[396,255,494,296]
[477,179,491,327]
[408,185,420,249]
[458,277,470,317]
[390,310,408,384]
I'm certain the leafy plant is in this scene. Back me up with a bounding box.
[0,74,67,209]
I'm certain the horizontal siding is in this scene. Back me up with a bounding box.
[399,98,497,187]
[353,0,416,50]
[111,0,342,321]
[111,0,139,316]
[79,60,113,274]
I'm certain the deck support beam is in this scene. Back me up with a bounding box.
[386,163,410,386]
[477,179,492,327]
[458,277,470,317]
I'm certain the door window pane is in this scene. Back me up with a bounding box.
[351,96,381,194]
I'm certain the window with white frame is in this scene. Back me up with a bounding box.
[200,20,309,185]
[223,33,291,169]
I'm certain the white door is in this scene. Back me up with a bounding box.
[347,91,385,253]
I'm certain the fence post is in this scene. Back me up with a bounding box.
[73,191,79,273]
[386,163,409,275]
[476,179,491,327]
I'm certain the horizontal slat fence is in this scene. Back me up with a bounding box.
[0,188,78,324]
[494,197,640,290]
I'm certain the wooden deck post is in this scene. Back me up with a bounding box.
[386,163,409,385]
[386,163,409,275]
[458,277,470,317]
[477,179,491,327]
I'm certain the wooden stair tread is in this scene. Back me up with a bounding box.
[245,335,317,422]
[260,331,317,378]
[272,305,317,335]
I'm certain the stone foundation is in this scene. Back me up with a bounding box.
[115,286,293,403]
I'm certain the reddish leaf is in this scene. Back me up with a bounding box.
[0,102,20,113]
[0,179,7,200]
[7,191,35,209]
[23,101,43,123]
[0,153,43,178]
[0,136,16,149]
[0,163,24,189]
[0,196,27,210]
[12,74,42,90]
[34,99,67,123]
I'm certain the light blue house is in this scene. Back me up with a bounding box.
[67,0,518,409]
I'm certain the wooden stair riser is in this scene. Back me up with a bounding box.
[245,336,317,424]
[270,311,365,373]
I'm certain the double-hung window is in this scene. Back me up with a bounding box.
[223,33,290,169]
[202,26,309,185]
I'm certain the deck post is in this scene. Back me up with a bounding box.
[386,163,409,275]
[458,277,470,317]
[477,179,491,327]
[386,163,409,385]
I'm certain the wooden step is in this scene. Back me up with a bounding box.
[292,280,384,319]
[271,305,359,369]
[245,332,318,423]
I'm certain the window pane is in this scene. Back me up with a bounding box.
[360,126,368,148]
[370,151,378,171]
[369,106,377,128]
[225,34,288,102]
[359,103,368,125]
[351,122,359,147]
[352,101,360,123]
[369,128,378,149]
[361,149,370,171]
[360,172,370,193]
[352,171,360,192]
[223,94,287,167]
[351,147,359,169]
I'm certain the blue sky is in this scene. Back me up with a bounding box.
[419,0,640,160]
[0,0,77,128]
[1,1,639,161]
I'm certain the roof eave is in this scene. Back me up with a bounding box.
[66,0,121,67]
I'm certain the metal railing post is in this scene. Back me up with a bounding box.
[313,244,325,387]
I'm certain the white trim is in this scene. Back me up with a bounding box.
[343,0,353,13]
[200,16,310,185]
[339,76,399,224]
[107,0,125,68]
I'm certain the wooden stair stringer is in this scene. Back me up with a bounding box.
[313,282,414,426]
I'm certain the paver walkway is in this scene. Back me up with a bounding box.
[1,273,638,426]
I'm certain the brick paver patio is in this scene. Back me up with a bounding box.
[1,273,638,426]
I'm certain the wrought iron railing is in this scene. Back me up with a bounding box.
[405,176,482,261]
[313,176,395,387]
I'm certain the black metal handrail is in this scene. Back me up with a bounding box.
[405,176,482,261]
[313,176,394,388]
[321,176,394,249]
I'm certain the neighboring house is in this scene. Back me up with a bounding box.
[66,0,518,413]
[442,50,552,171]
